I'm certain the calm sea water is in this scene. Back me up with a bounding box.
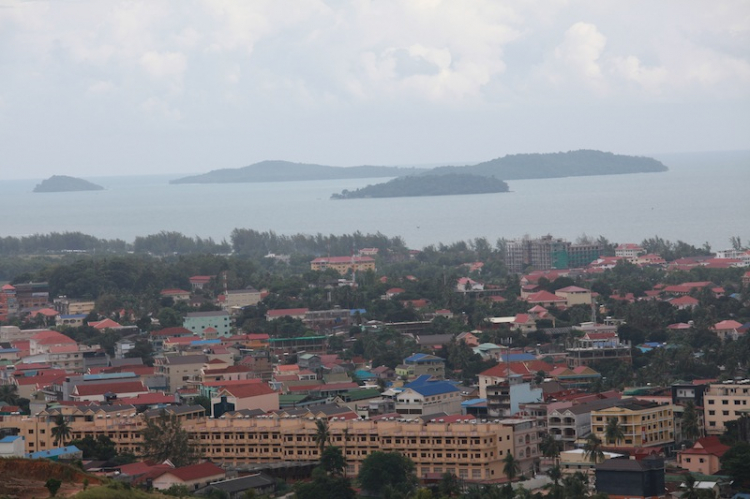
[1,151,748,250]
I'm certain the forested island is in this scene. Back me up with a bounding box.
[33,175,104,193]
[170,160,425,184]
[171,150,667,185]
[331,173,509,199]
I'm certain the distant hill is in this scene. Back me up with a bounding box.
[170,151,667,186]
[331,173,509,199]
[33,175,104,193]
[170,160,427,184]
[427,150,668,180]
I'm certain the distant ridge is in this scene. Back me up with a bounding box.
[170,160,427,184]
[170,151,667,185]
[33,175,104,193]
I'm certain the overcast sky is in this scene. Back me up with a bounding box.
[1,0,748,180]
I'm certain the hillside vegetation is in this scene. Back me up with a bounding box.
[33,175,104,193]
[331,173,509,199]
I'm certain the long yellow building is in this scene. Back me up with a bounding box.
[1,405,514,481]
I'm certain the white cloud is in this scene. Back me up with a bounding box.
[610,56,667,92]
[548,22,607,87]
[87,80,116,94]
[140,51,187,80]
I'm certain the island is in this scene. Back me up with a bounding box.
[331,173,509,199]
[427,150,669,180]
[171,150,668,185]
[33,175,104,193]
[170,160,426,184]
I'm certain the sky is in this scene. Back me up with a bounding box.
[0,0,749,180]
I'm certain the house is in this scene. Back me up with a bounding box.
[554,286,592,307]
[456,331,480,347]
[591,400,674,448]
[0,435,25,457]
[88,318,123,331]
[160,289,191,302]
[703,379,750,435]
[211,383,279,418]
[265,308,309,321]
[156,354,209,391]
[615,244,645,259]
[712,320,743,341]
[220,288,262,311]
[547,398,624,449]
[594,457,665,499]
[513,314,537,334]
[70,380,149,402]
[152,462,226,491]
[669,296,699,310]
[189,275,214,291]
[198,473,276,499]
[456,277,484,293]
[677,436,729,475]
[396,353,445,379]
[27,445,83,462]
[524,290,566,308]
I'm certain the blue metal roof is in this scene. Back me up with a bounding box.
[0,435,22,443]
[60,314,87,319]
[27,445,81,459]
[405,380,460,397]
[191,339,222,345]
[83,372,137,381]
[404,353,442,364]
[501,353,536,362]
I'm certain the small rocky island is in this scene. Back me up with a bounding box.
[33,175,104,193]
[331,173,509,199]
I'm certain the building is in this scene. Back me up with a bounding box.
[198,473,276,499]
[559,449,624,476]
[395,377,461,416]
[152,462,226,491]
[590,401,674,448]
[310,256,375,275]
[0,410,516,482]
[703,379,750,435]
[566,334,632,368]
[594,457,666,499]
[303,308,358,331]
[396,353,445,380]
[485,376,543,417]
[183,311,231,338]
[14,282,49,309]
[548,398,624,449]
[677,436,729,475]
[505,235,602,273]
[0,435,25,457]
[210,384,279,418]
[220,288,263,311]
[554,286,593,307]
[189,275,214,291]
[70,380,149,402]
[498,418,541,475]
[52,297,95,316]
[156,355,209,391]
[615,244,646,259]
[712,320,744,341]
[0,285,18,321]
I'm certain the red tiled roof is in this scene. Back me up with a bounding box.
[35,308,59,317]
[160,288,190,295]
[266,308,308,317]
[118,461,174,477]
[157,462,225,482]
[30,330,76,345]
[713,320,742,330]
[670,296,699,305]
[525,290,565,303]
[680,436,729,458]
[189,275,214,283]
[555,286,589,293]
[221,384,276,398]
[73,381,147,397]
[151,327,193,337]
[89,318,122,330]
[118,393,176,405]
[201,379,262,387]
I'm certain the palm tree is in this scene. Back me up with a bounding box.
[545,466,564,499]
[314,418,330,457]
[540,433,562,467]
[682,401,701,442]
[562,472,588,499]
[604,417,625,446]
[583,433,604,463]
[502,451,520,483]
[51,414,71,447]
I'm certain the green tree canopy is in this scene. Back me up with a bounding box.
[357,451,417,497]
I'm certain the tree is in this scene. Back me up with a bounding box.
[140,410,197,467]
[314,418,331,457]
[358,451,417,497]
[0,384,20,406]
[681,474,714,499]
[604,417,625,446]
[583,434,604,463]
[320,446,346,476]
[681,401,701,442]
[502,452,520,482]
[561,472,588,499]
[45,478,62,497]
[545,466,564,499]
[540,433,562,466]
[194,395,212,414]
[51,414,71,447]
[721,442,750,489]
[70,434,117,461]
[437,472,461,497]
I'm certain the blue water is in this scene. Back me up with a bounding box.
[1,151,748,250]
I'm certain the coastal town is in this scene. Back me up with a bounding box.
[0,234,749,498]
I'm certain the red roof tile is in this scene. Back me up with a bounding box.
[73,381,147,397]
[157,462,225,482]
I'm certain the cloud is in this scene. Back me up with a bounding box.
[87,80,116,94]
[139,51,187,81]
[544,22,607,89]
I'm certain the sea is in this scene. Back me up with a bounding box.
[1,151,749,251]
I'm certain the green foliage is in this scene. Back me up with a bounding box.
[162,484,191,497]
[44,478,62,497]
[70,435,118,461]
[51,415,71,447]
[331,173,509,199]
[320,446,346,476]
[357,451,417,497]
[721,442,750,489]
[140,410,197,467]
[294,473,356,499]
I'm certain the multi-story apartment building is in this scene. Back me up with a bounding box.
[220,288,263,311]
[590,400,674,449]
[485,377,543,418]
[566,334,632,368]
[183,311,231,338]
[156,354,209,391]
[310,256,375,275]
[498,418,541,475]
[0,284,18,321]
[547,398,623,450]
[2,408,515,482]
[395,379,461,416]
[13,282,50,309]
[52,297,95,316]
[703,379,750,435]
[396,354,445,380]
[505,236,602,273]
